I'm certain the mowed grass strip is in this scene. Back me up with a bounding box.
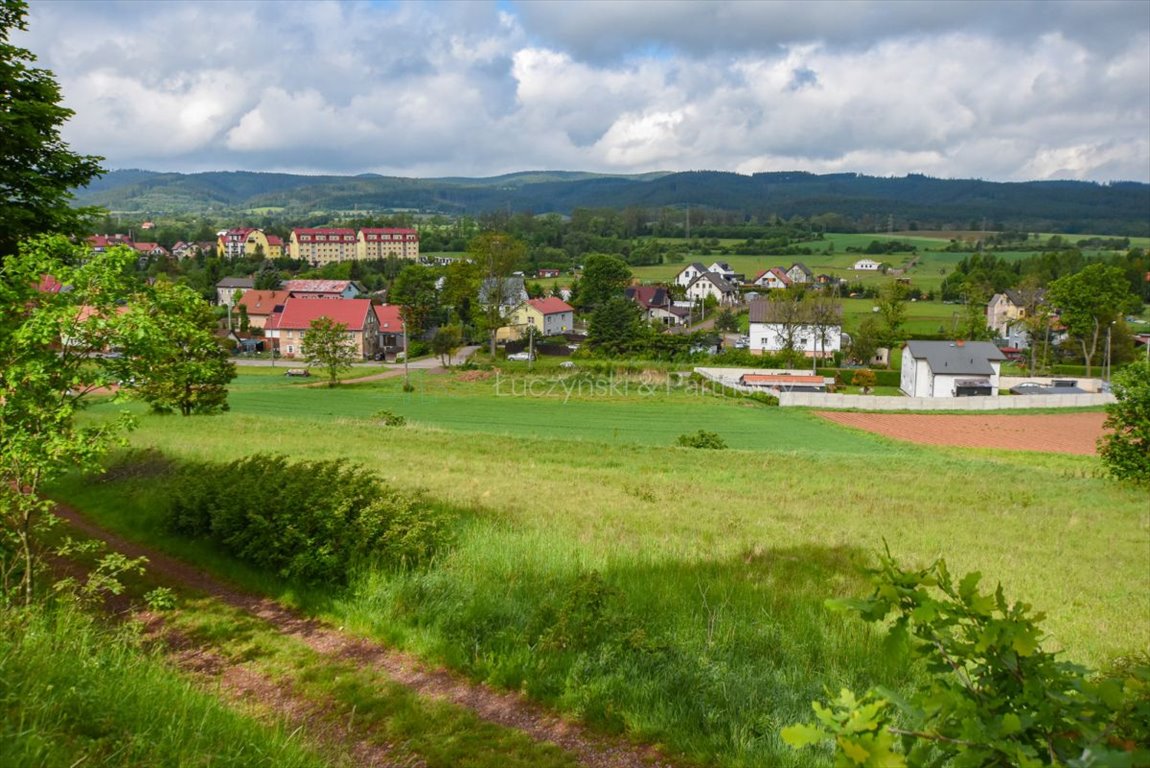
[226,370,894,453]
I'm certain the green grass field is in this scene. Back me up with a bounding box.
[52,369,1149,767]
[633,231,1138,294]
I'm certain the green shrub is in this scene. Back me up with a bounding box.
[676,430,728,449]
[373,409,407,427]
[163,454,451,584]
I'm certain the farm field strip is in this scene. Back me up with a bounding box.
[817,411,1108,455]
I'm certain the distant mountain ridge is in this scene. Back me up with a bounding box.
[73,169,1150,236]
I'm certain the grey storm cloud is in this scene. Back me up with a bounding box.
[15,0,1150,182]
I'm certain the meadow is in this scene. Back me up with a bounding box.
[630,231,1136,294]
[49,366,1150,768]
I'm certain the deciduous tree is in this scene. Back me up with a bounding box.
[431,325,462,367]
[469,233,526,355]
[390,264,439,336]
[113,280,236,416]
[0,0,104,259]
[301,316,357,387]
[577,253,632,310]
[1098,360,1150,484]
[1,238,135,603]
[1047,264,1136,377]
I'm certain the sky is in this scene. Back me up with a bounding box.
[17,0,1150,183]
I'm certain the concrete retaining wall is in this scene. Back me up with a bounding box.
[777,392,1115,410]
[692,367,1115,410]
[1000,376,1104,393]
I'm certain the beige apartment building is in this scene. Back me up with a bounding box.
[357,228,420,260]
[289,228,358,265]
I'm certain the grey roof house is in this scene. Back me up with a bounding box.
[900,340,1007,398]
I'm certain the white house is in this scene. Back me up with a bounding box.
[900,340,1007,398]
[748,298,842,358]
[853,258,882,271]
[675,262,709,288]
[786,263,814,284]
[685,273,738,306]
[708,261,737,282]
[752,268,792,290]
[215,277,255,307]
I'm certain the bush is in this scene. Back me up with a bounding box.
[676,430,728,449]
[373,409,407,427]
[164,454,452,584]
[1099,360,1150,484]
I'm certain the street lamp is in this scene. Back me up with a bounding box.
[1103,320,1114,387]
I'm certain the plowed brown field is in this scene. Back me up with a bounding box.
[816,411,1108,455]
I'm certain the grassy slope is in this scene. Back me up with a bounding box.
[62,371,1149,767]
[0,606,331,768]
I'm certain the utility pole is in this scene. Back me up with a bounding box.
[402,319,410,389]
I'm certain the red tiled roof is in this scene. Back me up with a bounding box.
[527,297,574,315]
[360,228,418,241]
[266,235,284,246]
[267,298,374,332]
[741,374,824,385]
[236,290,291,316]
[374,304,403,331]
[292,227,357,243]
[282,279,354,293]
[38,274,65,293]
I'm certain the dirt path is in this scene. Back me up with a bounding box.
[55,504,675,768]
[817,411,1107,455]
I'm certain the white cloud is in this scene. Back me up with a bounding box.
[15,0,1149,182]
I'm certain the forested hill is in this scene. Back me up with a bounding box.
[74,169,1150,236]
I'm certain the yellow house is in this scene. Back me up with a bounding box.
[506,297,575,339]
[217,227,271,260]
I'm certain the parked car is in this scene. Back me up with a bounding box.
[507,351,535,361]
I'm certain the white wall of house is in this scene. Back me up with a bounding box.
[749,322,842,356]
[753,273,788,290]
[676,265,705,288]
[853,259,881,271]
[686,277,733,304]
[785,265,810,283]
[900,352,1002,397]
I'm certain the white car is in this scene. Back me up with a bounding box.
[507,351,534,361]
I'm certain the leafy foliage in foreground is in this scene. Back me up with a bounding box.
[783,551,1150,767]
[163,453,453,584]
[1098,360,1150,484]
